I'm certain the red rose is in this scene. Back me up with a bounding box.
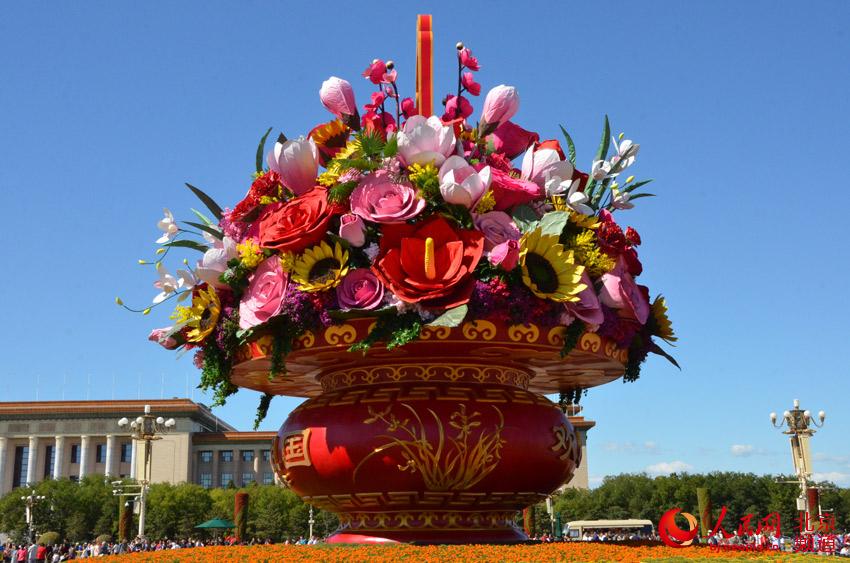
[258,187,333,253]
[372,215,484,309]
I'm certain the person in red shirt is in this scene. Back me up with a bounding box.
[15,546,26,563]
[35,544,47,563]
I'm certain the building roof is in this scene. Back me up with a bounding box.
[192,431,277,445]
[0,399,236,432]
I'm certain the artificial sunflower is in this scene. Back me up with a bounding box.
[171,285,221,343]
[291,241,349,292]
[309,119,350,167]
[519,228,585,302]
[650,295,677,342]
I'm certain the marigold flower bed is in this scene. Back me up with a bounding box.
[105,543,813,562]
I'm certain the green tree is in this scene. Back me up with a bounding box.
[144,483,212,539]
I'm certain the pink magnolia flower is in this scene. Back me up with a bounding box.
[195,236,237,288]
[266,137,319,196]
[520,144,574,187]
[462,72,481,96]
[438,155,491,209]
[239,256,288,330]
[565,272,604,325]
[459,47,480,71]
[148,327,178,350]
[362,59,386,84]
[598,257,649,324]
[349,170,426,223]
[338,213,366,247]
[490,121,540,160]
[443,95,473,120]
[488,167,543,211]
[396,115,457,167]
[319,77,358,122]
[474,211,520,251]
[336,268,385,310]
[480,85,519,133]
[489,240,520,271]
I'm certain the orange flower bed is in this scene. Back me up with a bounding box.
[104,542,813,562]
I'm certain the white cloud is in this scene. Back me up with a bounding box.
[603,441,660,455]
[646,461,693,476]
[731,444,754,457]
[813,453,850,466]
[812,472,850,486]
[588,475,604,489]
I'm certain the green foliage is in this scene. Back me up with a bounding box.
[145,483,212,539]
[559,124,577,165]
[185,183,223,221]
[428,304,468,328]
[356,129,386,158]
[253,393,274,431]
[349,311,423,354]
[37,531,60,546]
[560,320,586,358]
[255,127,273,174]
[327,180,358,205]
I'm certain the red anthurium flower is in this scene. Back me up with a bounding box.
[372,215,484,309]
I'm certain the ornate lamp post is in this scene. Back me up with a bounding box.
[20,490,45,542]
[118,404,175,539]
[308,505,315,541]
[770,399,825,521]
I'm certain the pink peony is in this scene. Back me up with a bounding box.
[565,272,604,326]
[396,115,457,167]
[338,213,367,247]
[148,327,178,350]
[336,268,385,310]
[474,211,520,251]
[488,167,543,211]
[491,121,540,160]
[238,256,288,330]
[488,239,519,271]
[598,257,649,324]
[349,170,426,223]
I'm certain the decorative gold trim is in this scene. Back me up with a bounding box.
[420,326,451,340]
[461,320,497,340]
[507,324,540,343]
[280,428,312,469]
[551,423,581,467]
[337,510,521,532]
[324,324,357,346]
[318,364,532,392]
[302,490,547,511]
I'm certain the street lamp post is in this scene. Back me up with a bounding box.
[20,490,45,542]
[308,505,315,541]
[770,399,826,523]
[118,404,175,540]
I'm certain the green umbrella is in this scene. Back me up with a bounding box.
[195,518,236,530]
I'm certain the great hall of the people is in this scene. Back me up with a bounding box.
[0,399,594,494]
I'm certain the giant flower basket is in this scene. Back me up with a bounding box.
[126,15,677,544]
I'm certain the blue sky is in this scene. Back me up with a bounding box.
[1,1,848,487]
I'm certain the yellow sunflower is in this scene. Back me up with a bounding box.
[291,241,349,292]
[170,285,221,343]
[519,228,586,302]
[651,295,677,342]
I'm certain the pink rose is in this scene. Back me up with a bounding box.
[148,327,178,350]
[238,257,288,330]
[598,257,649,324]
[488,168,543,211]
[565,272,604,326]
[488,239,519,271]
[338,213,366,247]
[349,170,426,223]
[474,211,520,251]
[490,121,540,160]
[336,268,385,310]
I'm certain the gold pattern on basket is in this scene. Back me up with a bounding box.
[336,510,520,531]
[507,324,540,343]
[353,403,505,491]
[461,320,497,340]
[551,423,581,466]
[324,324,358,345]
[578,332,602,353]
[295,331,315,348]
[281,428,312,469]
[301,490,548,511]
[420,326,451,340]
[318,364,531,392]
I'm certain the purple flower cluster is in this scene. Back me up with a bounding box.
[596,304,640,347]
[469,278,562,328]
[281,286,337,331]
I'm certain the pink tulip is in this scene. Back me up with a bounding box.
[479,85,519,135]
[320,77,358,126]
[489,239,519,271]
[491,121,540,160]
[338,213,367,247]
[598,257,649,324]
[266,137,319,196]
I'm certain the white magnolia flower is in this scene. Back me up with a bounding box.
[195,237,237,288]
[156,208,179,244]
[520,146,574,187]
[396,115,456,167]
[591,159,613,181]
[611,187,635,210]
[611,136,640,170]
[438,155,491,209]
[544,173,593,215]
[152,263,195,304]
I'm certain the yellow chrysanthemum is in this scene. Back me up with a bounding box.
[475,190,497,214]
[651,296,677,342]
[407,162,438,184]
[316,171,339,187]
[236,239,264,270]
[566,229,616,278]
[519,228,586,302]
[291,241,349,292]
[279,252,295,273]
[170,285,221,343]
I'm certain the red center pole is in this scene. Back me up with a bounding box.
[416,15,433,117]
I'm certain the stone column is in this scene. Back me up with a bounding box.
[0,437,8,495]
[26,436,38,485]
[212,449,220,488]
[253,449,261,484]
[130,439,138,480]
[53,436,65,480]
[105,435,117,477]
[234,449,242,486]
[79,435,90,479]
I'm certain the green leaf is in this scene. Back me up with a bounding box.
[182,221,223,240]
[649,341,681,369]
[628,193,656,200]
[428,305,468,328]
[383,134,398,158]
[163,239,210,253]
[185,183,223,221]
[594,114,611,164]
[538,211,569,237]
[511,205,539,233]
[255,127,273,174]
[190,208,213,226]
[624,179,653,193]
[559,125,577,165]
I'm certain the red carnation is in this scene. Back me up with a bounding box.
[231,171,283,221]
